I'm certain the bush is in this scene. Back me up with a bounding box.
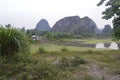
[71,56,86,67]
[59,56,86,69]
[61,47,68,52]
[118,55,120,60]
[0,55,86,80]
[0,26,29,57]
[113,68,120,75]
[0,54,31,79]
[59,57,70,69]
[38,47,47,54]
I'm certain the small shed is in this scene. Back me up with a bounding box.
[31,35,41,40]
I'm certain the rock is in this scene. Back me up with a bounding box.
[52,16,98,35]
[102,25,112,35]
[35,19,51,31]
[52,16,81,33]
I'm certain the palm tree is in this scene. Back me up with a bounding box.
[0,26,29,57]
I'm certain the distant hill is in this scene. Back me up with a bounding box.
[51,16,99,35]
[35,19,51,31]
[102,24,113,35]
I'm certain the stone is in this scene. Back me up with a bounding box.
[102,25,112,35]
[35,19,51,31]
[52,16,98,35]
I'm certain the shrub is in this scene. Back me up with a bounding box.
[24,61,61,80]
[118,55,120,60]
[0,55,74,80]
[61,47,68,52]
[113,68,120,75]
[0,26,29,57]
[59,56,86,69]
[38,47,47,54]
[59,57,70,69]
[82,75,95,80]
[0,54,30,79]
[71,56,86,67]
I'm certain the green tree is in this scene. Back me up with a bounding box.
[21,27,26,33]
[5,24,12,28]
[97,0,120,40]
[0,26,29,57]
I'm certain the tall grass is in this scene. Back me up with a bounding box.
[0,26,29,57]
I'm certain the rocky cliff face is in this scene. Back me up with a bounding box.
[35,19,51,31]
[52,16,98,35]
[52,16,81,33]
[102,25,112,35]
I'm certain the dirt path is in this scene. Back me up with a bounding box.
[87,64,120,80]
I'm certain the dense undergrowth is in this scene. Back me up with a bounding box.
[0,27,120,80]
[0,53,87,80]
[0,47,120,80]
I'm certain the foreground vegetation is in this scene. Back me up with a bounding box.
[98,0,120,40]
[0,41,120,80]
[0,27,29,57]
[0,27,120,80]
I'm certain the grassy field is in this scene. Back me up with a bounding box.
[0,39,120,80]
[31,42,120,80]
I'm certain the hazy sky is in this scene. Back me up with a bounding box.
[0,0,112,29]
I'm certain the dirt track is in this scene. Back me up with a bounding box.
[88,64,120,80]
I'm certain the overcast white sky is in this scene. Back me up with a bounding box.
[0,0,112,29]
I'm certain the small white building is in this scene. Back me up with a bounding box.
[95,43,105,49]
[31,35,41,40]
[95,42,119,50]
[109,42,119,50]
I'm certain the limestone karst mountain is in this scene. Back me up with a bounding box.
[51,16,98,35]
[102,24,112,35]
[35,19,51,31]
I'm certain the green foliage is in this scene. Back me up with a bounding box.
[82,75,97,80]
[113,68,120,75]
[0,54,31,79]
[61,47,68,52]
[5,24,12,28]
[43,32,76,40]
[71,56,86,67]
[98,0,120,40]
[26,31,85,40]
[38,47,47,54]
[26,29,37,37]
[59,57,86,69]
[113,17,120,40]
[0,42,120,80]
[43,32,54,39]
[59,57,71,68]
[25,61,60,80]
[25,29,95,40]
[0,26,29,57]
[97,0,120,19]
[0,55,71,80]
